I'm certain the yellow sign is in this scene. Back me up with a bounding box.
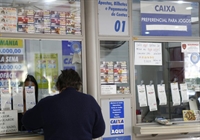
[0,39,23,48]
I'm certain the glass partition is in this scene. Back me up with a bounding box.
[132,0,199,36]
[25,39,82,100]
[100,41,130,95]
[0,38,82,111]
[134,41,200,123]
[0,0,81,35]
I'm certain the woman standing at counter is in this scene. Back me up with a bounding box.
[22,69,105,139]
[18,75,38,131]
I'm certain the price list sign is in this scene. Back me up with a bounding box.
[0,39,25,87]
[0,110,18,134]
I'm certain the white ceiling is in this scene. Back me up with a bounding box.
[0,0,80,11]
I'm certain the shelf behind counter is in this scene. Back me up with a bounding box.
[0,132,44,140]
[133,122,200,136]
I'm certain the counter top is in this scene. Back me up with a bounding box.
[133,122,200,135]
[0,132,44,140]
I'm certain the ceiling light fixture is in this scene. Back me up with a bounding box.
[177,0,184,4]
[44,0,56,3]
[186,7,193,10]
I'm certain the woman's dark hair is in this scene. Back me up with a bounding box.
[24,75,38,103]
[56,69,82,91]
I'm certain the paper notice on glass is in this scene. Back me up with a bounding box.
[180,83,189,103]
[170,83,181,106]
[137,85,147,107]
[0,88,11,110]
[101,85,116,94]
[135,42,162,66]
[12,87,24,113]
[157,84,167,105]
[25,86,36,110]
[146,85,157,111]
[181,42,199,53]
[194,84,200,92]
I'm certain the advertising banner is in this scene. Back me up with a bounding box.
[34,53,58,91]
[0,38,24,87]
[62,40,82,71]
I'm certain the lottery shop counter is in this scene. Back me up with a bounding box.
[0,132,44,140]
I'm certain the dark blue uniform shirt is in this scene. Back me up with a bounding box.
[22,88,105,140]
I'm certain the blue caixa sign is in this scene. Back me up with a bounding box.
[103,136,131,140]
[109,101,124,118]
[110,125,124,135]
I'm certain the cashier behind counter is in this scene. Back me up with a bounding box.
[18,75,39,131]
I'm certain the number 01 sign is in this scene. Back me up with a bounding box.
[98,0,129,36]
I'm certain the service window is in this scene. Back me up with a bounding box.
[0,38,83,111]
[134,41,200,123]
[100,40,130,95]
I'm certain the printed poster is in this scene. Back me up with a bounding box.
[66,10,81,35]
[135,42,162,65]
[183,110,200,121]
[184,52,200,78]
[0,7,17,32]
[62,40,82,71]
[0,38,25,87]
[113,61,127,83]
[181,42,199,53]
[34,53,58,93]
[140,1,191,36]
[101,61,114,83]
[109,101,124,135]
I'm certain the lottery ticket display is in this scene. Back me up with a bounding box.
[100,61,129,94]
[0,6,81,35]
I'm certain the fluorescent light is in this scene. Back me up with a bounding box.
[146,25,187,31]
[145,32,150,34]
[186,7,193,10]
[177,0,184,4]
[44,0,56,2]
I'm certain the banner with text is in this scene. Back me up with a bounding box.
[34,53,58,92]
[0,38,25,87]
[98,0,128,36]
[62,41,82,71]
[140,1,191,36]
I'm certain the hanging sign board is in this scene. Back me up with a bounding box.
[140,1,191,36]
[98,0,129,36]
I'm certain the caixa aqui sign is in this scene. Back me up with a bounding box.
[110,124,124,135]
